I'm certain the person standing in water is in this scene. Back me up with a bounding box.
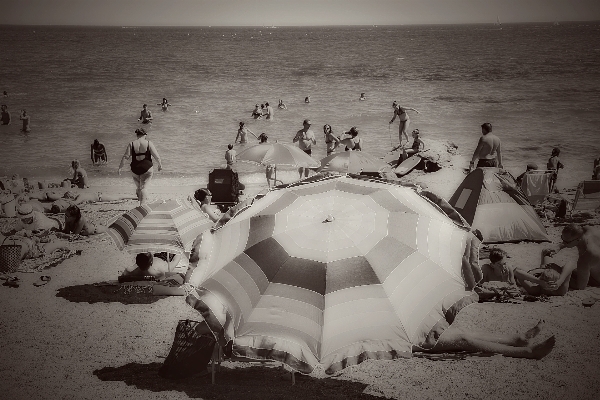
[469,122,503,171]
[19,109,31,132]
[235,122,258,144]
[278,99,287,110]
[91,139,108,165]
[138,104,153,124]
[264,102,274,121]
[1,105,11,125]
[389,101,419,147]
[157,98,171,112]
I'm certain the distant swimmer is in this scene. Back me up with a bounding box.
[251,104,263,119]
[305,96,311,103]
[264,102,274,121]
[469,122,503,171]
[19,109,30,132]
[359,93,366,101]
[236,121,258,143]
[138,104,153,124]
[278,99,288,110]
[2,91,7,97]
[91,139,108,165]
[389,101,419,147]
[1,105,11,125]
[157,98,171,112]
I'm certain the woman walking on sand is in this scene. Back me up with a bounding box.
[389,101,419,147]
[118,128,162,205]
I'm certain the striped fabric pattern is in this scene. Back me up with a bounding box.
[107,198,213,255]
[188,175,479,374]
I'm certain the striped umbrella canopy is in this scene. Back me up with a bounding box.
[186,175,481,375]
[317,151,394,174]
[107,198,213,255]
[236,142,320,168]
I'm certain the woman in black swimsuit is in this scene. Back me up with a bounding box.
[118,128,163,205]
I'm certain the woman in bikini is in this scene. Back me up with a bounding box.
[235,121,258,144]
[323,124,341,156]
[91,139,108,165]
[389,101,419,147]
[118,128,163,205]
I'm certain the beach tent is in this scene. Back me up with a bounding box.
[448,168,550,243]
[185,174,481,375]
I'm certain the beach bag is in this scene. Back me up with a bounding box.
[159,319,216,379]
[0,237,22,273]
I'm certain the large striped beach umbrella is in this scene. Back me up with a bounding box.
[185,174,481,375]
[107,198,213,255]
[317,151,394,174]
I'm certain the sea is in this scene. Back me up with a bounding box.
[1,23,599,190]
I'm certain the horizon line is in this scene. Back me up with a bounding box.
[1,20,599,28]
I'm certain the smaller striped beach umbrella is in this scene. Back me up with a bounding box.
[317,151,394,174]
[107,198,213,255]
[236,142,320,183]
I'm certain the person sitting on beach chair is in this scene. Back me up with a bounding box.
[193,188,253,225]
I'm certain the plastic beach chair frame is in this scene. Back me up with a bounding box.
[570,180,600,216]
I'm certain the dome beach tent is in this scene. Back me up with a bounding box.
[448,168,550,244]
[184,174,482,375]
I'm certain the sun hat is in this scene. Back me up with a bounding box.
[17,203,34,219]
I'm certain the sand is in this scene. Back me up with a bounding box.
[1,150,599,400]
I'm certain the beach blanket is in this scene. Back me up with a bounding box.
[17,249,79,273]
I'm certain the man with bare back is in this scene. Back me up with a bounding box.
[469,122,503,172]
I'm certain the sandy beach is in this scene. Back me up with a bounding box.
[1,147,600,400]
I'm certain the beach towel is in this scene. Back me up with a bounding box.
[18,249,79,273]
[521,171,552,206]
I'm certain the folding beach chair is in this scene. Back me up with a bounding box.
[571,180,600,215]
[520,170,553,206]
[208,169,242,212]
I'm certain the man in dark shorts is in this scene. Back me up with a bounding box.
[469,122,502,171]
[293,119,316,179]
[138,104,153,124]
[0,105,10,125]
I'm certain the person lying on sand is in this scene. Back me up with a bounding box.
[54,205,107,237]
[537,224,600,291]
[12,204,63,234]
[48,191,137,213]
[419,319,555,360]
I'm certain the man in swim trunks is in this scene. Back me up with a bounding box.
[138,104,153,124]
[293,119,316,179]
[469,122,503,171]
[0,105,10,125]
[264,102,274,120]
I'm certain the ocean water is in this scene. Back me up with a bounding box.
[1,23,599,189]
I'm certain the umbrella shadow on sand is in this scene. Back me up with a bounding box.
[94,361,385,400]
[56,283,169,305]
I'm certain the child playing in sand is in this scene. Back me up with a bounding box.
[57,205,107,236]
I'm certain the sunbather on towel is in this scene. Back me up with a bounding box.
[121,252,171,281]
[419,319,555,360]
[55,205,107,236]
[48,191,137,213]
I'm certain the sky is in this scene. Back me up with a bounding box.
[2,0,600,26]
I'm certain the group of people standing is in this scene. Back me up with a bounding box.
[0,104,31,132]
